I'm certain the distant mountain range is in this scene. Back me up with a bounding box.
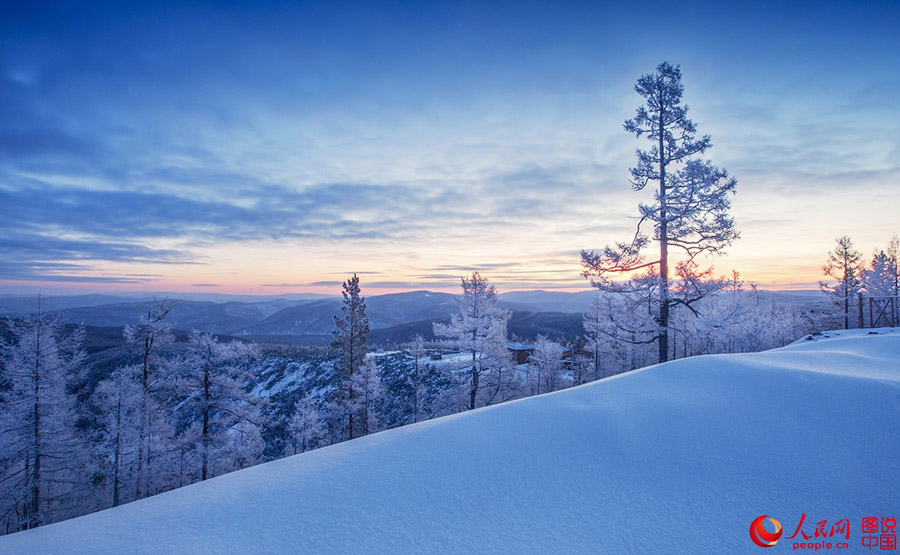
[0,289,827,346]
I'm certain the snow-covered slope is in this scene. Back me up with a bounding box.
[4,330,899,554]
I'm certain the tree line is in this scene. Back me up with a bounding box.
[819,234,900,329]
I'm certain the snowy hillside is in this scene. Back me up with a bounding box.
[3,329,899,553]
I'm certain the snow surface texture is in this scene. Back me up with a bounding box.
[4,329,899,554]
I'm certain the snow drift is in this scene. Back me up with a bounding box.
[3,329,899,553]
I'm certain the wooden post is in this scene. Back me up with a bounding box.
[858,293,865,328]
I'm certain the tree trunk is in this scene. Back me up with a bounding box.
[30,317,42,529]
[113,395,121,506]
[469,362,478,411]
[413,354,420,424]
[202,365,210,481]
[657,105,670,364]
[136,313,151,499]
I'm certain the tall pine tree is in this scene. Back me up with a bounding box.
[332,274,370,440]
[581,62,737,363]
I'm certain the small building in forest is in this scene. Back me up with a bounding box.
[507,341,536,365]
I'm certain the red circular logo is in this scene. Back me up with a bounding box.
[750,515,783,548]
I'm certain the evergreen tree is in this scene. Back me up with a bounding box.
[581,61,738,364]
[819,235,864,329]
[331,274,370,440]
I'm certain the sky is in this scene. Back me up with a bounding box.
[1,0,898,295]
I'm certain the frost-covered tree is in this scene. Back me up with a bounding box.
[583,289,656,375]
[865,248,899,298]
[528,335,566,395]
[570,343,592,386]
[671,279,815,356]
[332,274,370,440]
[434,272,510,410]
[405,335,428,423]
[123,298,173,498]
[172,332,262,481]
[351,355,383,436]
[888,233,900,298]
[582,294,624,379]
[581,61,738,364]
[863,235,899,327]
[0,306,85,532]
[819,235,864,329]
[93,364,142,507]
[865,250,894,295]
[288,396,325,454]
[479,348,519,407]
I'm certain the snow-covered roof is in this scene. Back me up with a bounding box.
[506,341,535,350]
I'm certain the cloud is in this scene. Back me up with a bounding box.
[0,226,193,283]
[0,260,160,284]
[0,179,430,242]
[0,156,629,282]
[429,262,524,272]
[1,1,897,291]
[363,280,459,289]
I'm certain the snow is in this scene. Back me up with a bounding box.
[251,362,309,398]
[4,329,899,553]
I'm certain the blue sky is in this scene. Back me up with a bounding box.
[2,0,898,294]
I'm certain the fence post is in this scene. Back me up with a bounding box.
[858,293,865,328]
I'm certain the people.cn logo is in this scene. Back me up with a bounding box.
[750,515,783,548]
